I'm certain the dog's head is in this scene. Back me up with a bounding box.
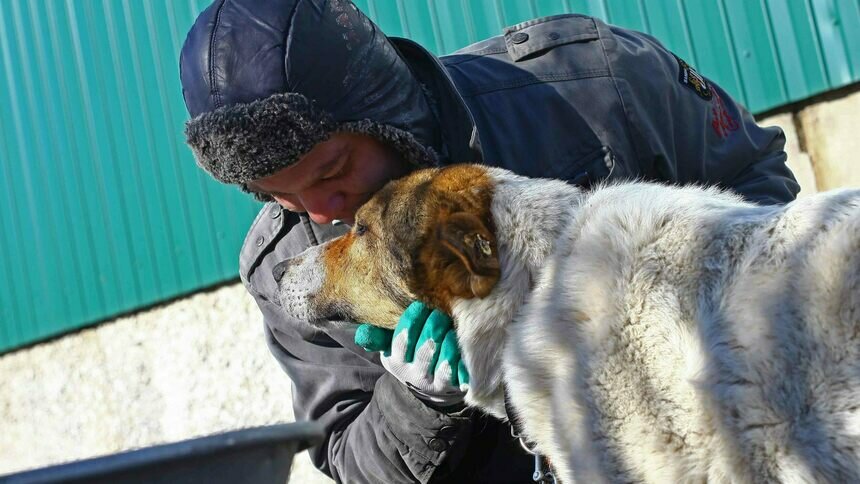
[275,164,501,329]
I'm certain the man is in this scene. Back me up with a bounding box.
[180,1,799,482]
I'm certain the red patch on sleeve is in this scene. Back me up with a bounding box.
[711,91,739,139]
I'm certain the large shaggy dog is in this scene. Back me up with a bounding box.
[276,164,860,483]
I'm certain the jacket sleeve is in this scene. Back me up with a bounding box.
[249,268,476,483]
[607,26,800,205]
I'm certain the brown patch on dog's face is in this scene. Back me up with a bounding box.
[313,165,500,328]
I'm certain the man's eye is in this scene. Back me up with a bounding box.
[321,169,341,181]
[322,156,347,180]
[355,223,368,236]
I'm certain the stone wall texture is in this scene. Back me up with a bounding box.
[1,85,857,483]
[0,283,332,483]
[796,90,860,192]
[758,87,860,196]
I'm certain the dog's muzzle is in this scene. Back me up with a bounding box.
[273,246,325,322]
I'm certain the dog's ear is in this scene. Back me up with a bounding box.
[437,212,500,298]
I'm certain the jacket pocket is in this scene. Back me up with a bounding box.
[566,146,616,188]
[504,14,599,62]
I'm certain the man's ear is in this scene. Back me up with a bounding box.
[437,212,500,298]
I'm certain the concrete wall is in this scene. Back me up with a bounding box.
[1,86,857,483]
[0,283,332,483]
[757,87,860,197]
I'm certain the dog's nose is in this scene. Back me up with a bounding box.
[272,260,290,282]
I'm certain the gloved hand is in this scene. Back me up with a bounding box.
[354,301,470,407]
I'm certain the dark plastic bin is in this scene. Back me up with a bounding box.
[0,422,324,484]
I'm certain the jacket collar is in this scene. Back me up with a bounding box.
[389,37,483,165]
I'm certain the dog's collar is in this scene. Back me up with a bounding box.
[503,383,558,483]
[503,383,529,445]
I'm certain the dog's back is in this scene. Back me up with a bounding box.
[507,184,860,482]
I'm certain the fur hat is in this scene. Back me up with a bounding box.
[184,92,438,187]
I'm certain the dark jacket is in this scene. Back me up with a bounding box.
[232,11,798,484]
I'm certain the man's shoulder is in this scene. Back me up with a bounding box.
[440,14,610,97]
[445,13,601,59]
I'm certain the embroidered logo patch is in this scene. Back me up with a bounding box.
[674,55,712,101]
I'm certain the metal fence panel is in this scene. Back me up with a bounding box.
[0,0,261,352]
[1,0,858,353]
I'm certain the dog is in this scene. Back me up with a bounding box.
[276,164,860,483]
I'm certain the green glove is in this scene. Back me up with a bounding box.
[355,302,470,403]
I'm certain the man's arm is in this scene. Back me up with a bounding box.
[251,283,475,483]
[608,26,800,204]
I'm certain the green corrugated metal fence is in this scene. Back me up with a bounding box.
[1,0,859,353]
[0,0,260,353]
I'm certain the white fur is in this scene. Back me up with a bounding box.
[454,168,860,483]
[278,246,325,323]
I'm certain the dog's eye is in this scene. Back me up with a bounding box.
[355,223,368,236]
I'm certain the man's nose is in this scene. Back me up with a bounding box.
[299,190,346,224]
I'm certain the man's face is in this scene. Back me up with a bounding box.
[246,132,413,225]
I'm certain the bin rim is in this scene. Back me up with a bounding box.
[0,421,325,484]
